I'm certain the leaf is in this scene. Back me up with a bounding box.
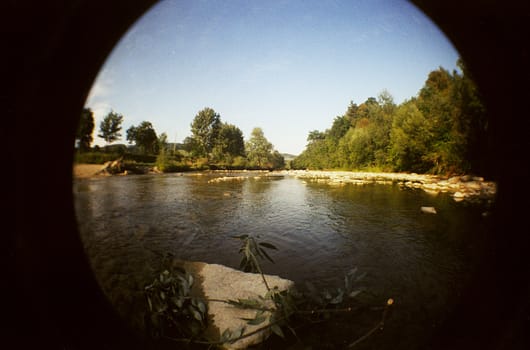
[187,273,194,287]
[349,290,362,298]
[160,291,166,300]
[196,300,206,314]
[258,242,278,250]
[259,247,275,264]
[330,289,344,304]
[271,324,285,338]
[355,272,367,282]
[239,256,248,270]
[190,307,203,321]
[245,313,267,325]
[147,296,153,311]
[228,298,263,309]
[235,326,246,338]
[220,328,232,342]
[348,267,358,278]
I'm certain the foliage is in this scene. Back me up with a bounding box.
[245,127,285,169]
[211,123,246,164]
[74,151,120,164]
[156,150,189,172]
[98,110,124,144]
[293,58,487,175]
[145,236,393,349]
[232,234,278,274]
[188,107,222,158]
[126,121,159,154]
[75,107,94,152]
[144,261,208,340]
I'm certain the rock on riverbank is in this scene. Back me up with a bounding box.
[285,170,496,202]
[174,260,295,349]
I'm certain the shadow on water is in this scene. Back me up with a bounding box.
[73,173,492,349]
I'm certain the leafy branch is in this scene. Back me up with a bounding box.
[143,258,208,341]
[232,234,278,290]
[144,238,394,348]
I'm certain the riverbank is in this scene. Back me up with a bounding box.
[73,164,110,178]
[284,170,496,202]
[73,164,496,202]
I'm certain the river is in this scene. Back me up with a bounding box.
[73,172,492,349]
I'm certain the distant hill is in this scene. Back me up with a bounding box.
[281,153,297,161]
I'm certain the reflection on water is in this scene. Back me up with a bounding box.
[73,173,491,348]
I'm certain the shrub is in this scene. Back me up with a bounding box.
[74,151,120,164]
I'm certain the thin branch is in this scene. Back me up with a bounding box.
[296,306,360,315]
[163,314,290,347]
[348,301,392,348]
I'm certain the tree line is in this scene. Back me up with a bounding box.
[292,59,488,175]
[75,106,285,170]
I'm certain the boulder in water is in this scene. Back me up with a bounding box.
[420,206,437,214]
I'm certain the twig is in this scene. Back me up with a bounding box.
[297,306,360,315]
[348,298,394,348]
[163,314,290,346]
[250,252,271,291]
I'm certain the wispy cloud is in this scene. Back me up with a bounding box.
[85,71,115,144]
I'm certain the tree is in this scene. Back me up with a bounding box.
[246,127,273,168]
[307,130,326,143]
[189,107,221,158]
[388,100,432,172]
[270,150,285,169]
[212,123,245,163]
[76,107,94,152]
[126,121,158,154]
[158,132,168,153]
[98,110,123,144]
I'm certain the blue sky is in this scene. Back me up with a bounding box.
[85,0,460,155]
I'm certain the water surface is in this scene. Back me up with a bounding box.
[74,173,491,348]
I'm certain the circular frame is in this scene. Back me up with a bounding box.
[11,0,529,348]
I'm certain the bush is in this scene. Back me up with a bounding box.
[156,151,190,172]
[124,153,157,163]
[74,151,121,164]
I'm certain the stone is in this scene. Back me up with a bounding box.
[460,175,472,182]
[173,260,295,349]
[420,206,437,214]
[448,176,461,184]
[453,191,466,198]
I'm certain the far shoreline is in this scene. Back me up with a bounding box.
[73,163,496,202]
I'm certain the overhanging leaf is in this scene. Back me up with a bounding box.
[271,324,285,338]
[259,247,275,263]
[243,313,267,325]
[258,242,278,250]
[232,234,249,240]
[349,290,362,298]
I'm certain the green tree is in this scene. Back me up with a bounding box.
[246,127,273,169]
[212,123,245,164]
[126,121,159,154]
[189,107,221,158]
[388,100,432,172]
[158,132,168,152]
[451,58,488,174]
[338,126,374,169]
[76,107,94,152]
[270,150,285,170]
[98,110,123,144]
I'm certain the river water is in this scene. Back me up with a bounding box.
[73,172,492,349]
